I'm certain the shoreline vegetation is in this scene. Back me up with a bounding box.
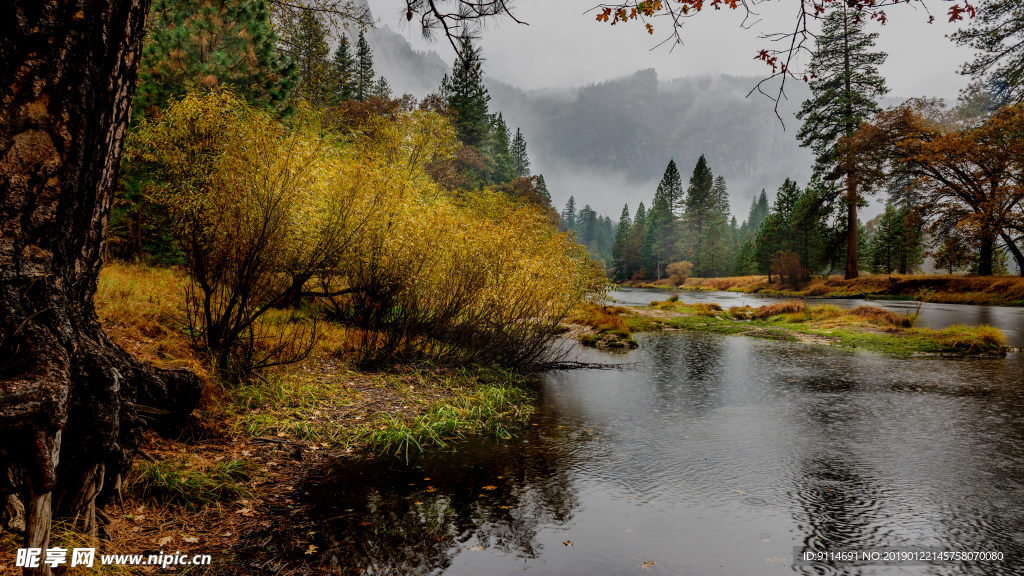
[622,274,1024,307]
[569,299,1011,357]
[0,261,542,576]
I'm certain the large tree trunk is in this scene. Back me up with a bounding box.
[845,178,859,280]
[0,2,202,574]
[977,232,994,276]
[1000,232,1024,277]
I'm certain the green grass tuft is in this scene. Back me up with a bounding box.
[126,455,257,510]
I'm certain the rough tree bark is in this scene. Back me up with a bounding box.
[0,2,202,573]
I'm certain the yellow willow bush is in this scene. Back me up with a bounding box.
[128,89,598,374]
[336,187,603,368]
[126,91,401,378]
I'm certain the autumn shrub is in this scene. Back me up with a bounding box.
[128,92,357,379]
[934,324,1008,353]
[728,305,755,320]
[691,302,722,316]
[806,304,845,321]
[340,189,600,368]
[754,300,806,320]
[850,305,913,328]
[666,261,694,285]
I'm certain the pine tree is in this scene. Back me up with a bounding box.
[679,155,716,269]
[561,196,577,234]
[657,159,684,216]
[511,128,531,177]
[796,2,889,278]
[290,8,332,105]
[747,189,770,235]
[612,204,632,281]
[628,202,648,278]
[491,113,514,183]
[696,221,729,278]
[332,36,356,102]
[952,0,1024,104]
[136,0,296,118]
[536,174,552,205]
[355,31,375,102]
[442,36,492,147]
[371,75,392,99]
[711,176,730,216]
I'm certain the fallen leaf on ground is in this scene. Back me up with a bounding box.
[305,545,317,555]
[468,546,484,551]
[157,536,172,546]
[641,561,656,569]
[425,486,437,493]
[182,536,199,544]
[237,508,254,517]
[482,485,497,490]
[563,540,573,546]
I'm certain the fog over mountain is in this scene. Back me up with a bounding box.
[365,25,818,222]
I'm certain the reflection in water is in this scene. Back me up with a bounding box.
[310,333,1024,575]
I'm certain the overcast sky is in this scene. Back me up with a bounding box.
[371,0,976,102]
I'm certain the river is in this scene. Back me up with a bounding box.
[307,311,1024,575]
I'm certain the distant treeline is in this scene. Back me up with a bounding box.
[603,156,935,284]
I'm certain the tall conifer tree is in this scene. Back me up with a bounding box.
[442,36,492,147]
[491,113,514,183]
[332,36,356,102]
[355,31,375,102]
[796,3,888,278]
[511,128,531,177]
[679,155,716,270]
[612,205,632,280]
[291,8,332,105]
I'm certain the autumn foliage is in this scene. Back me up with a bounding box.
[124,90,600,376]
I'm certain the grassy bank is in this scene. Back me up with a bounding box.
[624,274,1024,306]
[568,299,1010,357]
[1,261,541,574]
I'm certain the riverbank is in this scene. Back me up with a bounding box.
[0,262,538,576]
[624,274,1024,307]
[568,300,1011,356]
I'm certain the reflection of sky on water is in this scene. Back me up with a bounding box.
[310,333,1024,575]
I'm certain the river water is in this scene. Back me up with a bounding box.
[309,328,1024,575]
[609,287,1024,347]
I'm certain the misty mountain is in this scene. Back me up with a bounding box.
[486,70,817,219]
[363,24,817,220]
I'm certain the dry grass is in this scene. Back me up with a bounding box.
[566,302,632,333]
[754,300,807,320]
[683,276,768,292]
[728,305,755,320]
[691,302,723,316]
[96,261,200,373]
[850,305,913,328]
[932,324,1008,353]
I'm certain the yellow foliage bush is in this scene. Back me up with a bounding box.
[127,89,600,373]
